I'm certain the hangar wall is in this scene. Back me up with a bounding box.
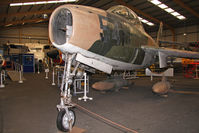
[149,25,199,43]
[0,24,198,45]
[0,25,49,45]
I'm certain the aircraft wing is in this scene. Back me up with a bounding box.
[142,46,199,68]
[159,40,188,46]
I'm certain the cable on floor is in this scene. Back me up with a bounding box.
[73,102,138,133]
[169,89,199,95]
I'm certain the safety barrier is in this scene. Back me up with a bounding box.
[13,62,23,83]
[0,70,6,88]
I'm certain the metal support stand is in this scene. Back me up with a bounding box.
[45,68,49,79]
[37,63,40,74]
[56,66,64,87]
[19,65,23,84]
[52,67,55,85]
[3,70,5,81]
[57,68,60,86]
[194,64,199,79]
[151,74,153,81]
[0,70,5,88]
[78,72,93,102]
[73,72,89,95]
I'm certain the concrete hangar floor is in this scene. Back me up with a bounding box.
[0,72,199,133]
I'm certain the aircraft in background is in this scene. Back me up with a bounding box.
[49,4,199,132]
[7,44,29,55]
[46,49,64,65]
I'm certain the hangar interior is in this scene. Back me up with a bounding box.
[0,0,199,133]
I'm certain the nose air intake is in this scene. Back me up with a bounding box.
[51,8,73,45]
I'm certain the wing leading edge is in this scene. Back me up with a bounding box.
[142,46,199,68]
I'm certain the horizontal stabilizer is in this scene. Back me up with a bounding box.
[159,40,188,46]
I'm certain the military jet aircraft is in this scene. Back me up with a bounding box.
[46,49,64,65]
[49,4,199,132]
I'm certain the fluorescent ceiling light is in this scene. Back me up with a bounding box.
[10,3,22,6]
[171,12,180,16]
[35,1,47,4]
[141,19,149,23]
[148,0,186,20]
[146,22,154,26]
[158,4,168,9]
[23,2,35,5]
[138,17,154,26]
[5,24,13,27]
[47,0,65,3]
[36,20,44,23]
[177,15,186,20]
[58,0,76,2]
[138,17,143,20]
[165,8,174,13]
[150,0,161,5]
[47,1,58,3]
[10,0,78,6]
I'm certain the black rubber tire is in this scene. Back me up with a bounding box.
[56,108,76,132]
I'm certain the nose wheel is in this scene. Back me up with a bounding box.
[57,108,76,132]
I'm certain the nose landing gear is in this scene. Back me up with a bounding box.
[56,54,78,132]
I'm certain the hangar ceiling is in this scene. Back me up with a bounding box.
[0,0,199,33]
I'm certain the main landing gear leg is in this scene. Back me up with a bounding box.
[56,54,76,132]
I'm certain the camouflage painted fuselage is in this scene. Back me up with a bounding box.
[89,12,152,65]
[49,5,157,71]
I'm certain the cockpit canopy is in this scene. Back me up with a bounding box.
[107,5,145,31]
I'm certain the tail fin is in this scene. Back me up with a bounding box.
[156,22,163,46]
